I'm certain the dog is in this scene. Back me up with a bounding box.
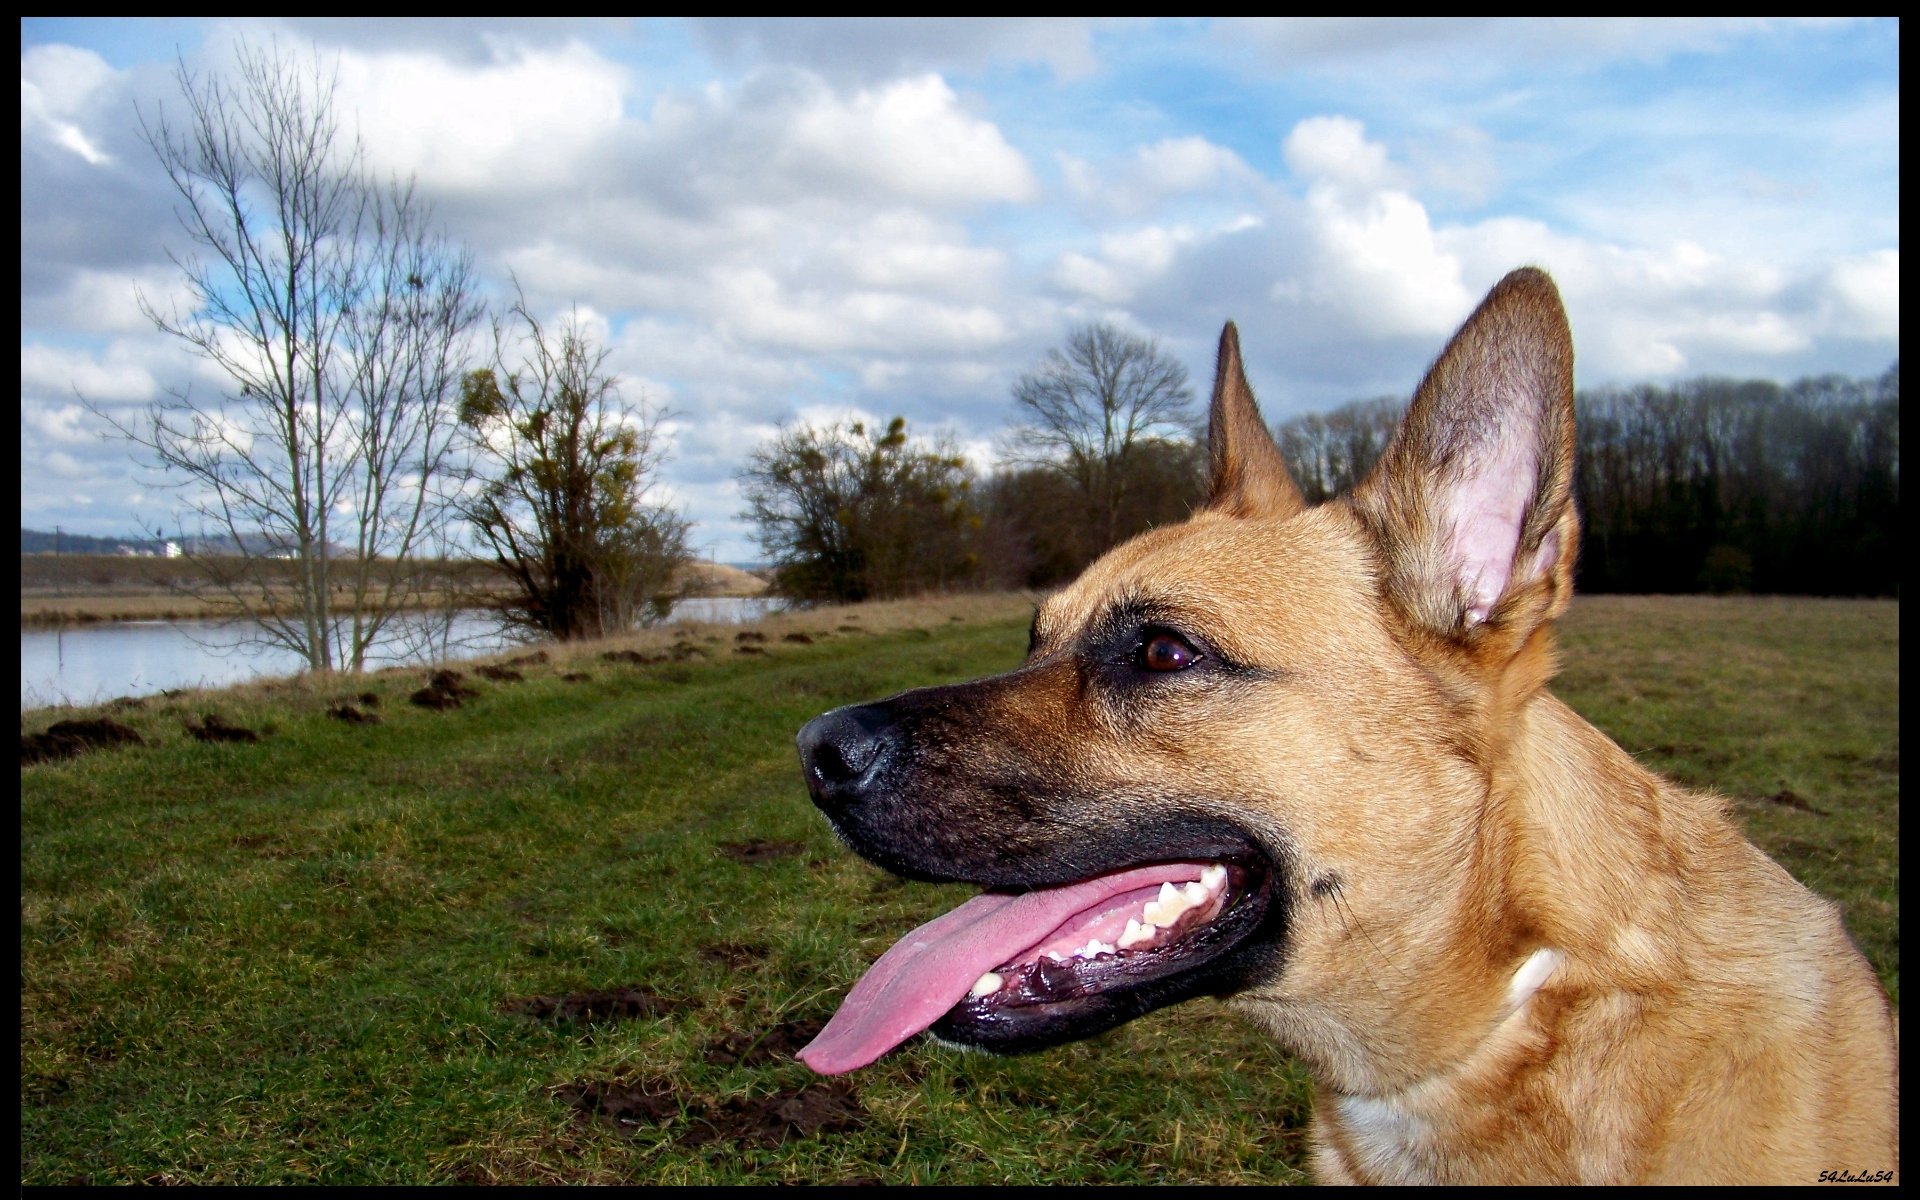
[793,268,1898,1184]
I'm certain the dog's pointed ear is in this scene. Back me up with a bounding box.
[1203,322,1306,520]
[1352,268,1578,643]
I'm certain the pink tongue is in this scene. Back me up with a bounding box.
[797,862,1212,1075]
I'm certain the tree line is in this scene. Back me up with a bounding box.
[95,42,1897,678]
[1276,366,1899,596]
[746,360,1898,602]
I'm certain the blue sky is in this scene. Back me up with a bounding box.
[19,18,1900,561]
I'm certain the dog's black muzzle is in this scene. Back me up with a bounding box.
[796,702,901,821]
[794,686,1028,883]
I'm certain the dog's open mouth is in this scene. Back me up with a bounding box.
[798,857,1272,1074]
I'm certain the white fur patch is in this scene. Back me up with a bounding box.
[1503,947,1563,1018]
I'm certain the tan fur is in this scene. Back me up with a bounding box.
[1020,269,1897,1183]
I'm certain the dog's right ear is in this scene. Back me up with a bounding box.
[1202,322,1306,521]
[1351,268,1578,648]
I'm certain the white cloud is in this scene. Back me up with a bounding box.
[42,450,92,480]
[1053,218,1264,306]
[1060,137,1263,219]
[22,401,105,448]
[768,72,1038,206]
[21,343,160,408]
[1284,115,1398,192]
[19,43,116,165]
[693,17,1106,84]
[826,212,1008,296]
[28,267,195,337]
[1221,18,1855,81]
[710,266,1010,355]
[1818,250,1898,341]
[1274,118,1470,337]
[334,43,628,192]
[1137,137,1245,191]
[1295,182,1470,335]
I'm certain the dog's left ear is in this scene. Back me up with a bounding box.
[1203,322,1306,520]
[1352,268,1578,646]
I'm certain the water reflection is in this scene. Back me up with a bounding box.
[20,596,785,710]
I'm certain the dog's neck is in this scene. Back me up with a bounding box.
[1317,945,1567,1181]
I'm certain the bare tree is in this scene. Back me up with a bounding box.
[1005,322,1197,551]
[455,296,692,641]
[92,43,482,672]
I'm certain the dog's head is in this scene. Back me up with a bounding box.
[796,268,1577,1087]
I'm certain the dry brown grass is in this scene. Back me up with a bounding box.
[470,590,1037,677]
[19,555,767,625]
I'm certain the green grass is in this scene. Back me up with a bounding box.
[19,596,1898,1184]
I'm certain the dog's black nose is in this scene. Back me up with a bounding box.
[797,704,897,813]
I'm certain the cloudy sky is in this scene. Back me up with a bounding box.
[20,18,1900,562]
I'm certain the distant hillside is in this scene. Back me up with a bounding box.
[21,528,353,558]
[20,528,168,555]
[680,560,768,597]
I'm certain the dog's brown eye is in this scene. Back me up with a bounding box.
[1140,630,1198,672]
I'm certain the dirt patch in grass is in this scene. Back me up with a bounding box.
[1762,786,1827,815]
[558,1070,867,1149]
[679,1079,868,1148]
[556,1076,682,1130]
[327,702,381,724]
[187,713,260,744]
[503,988,685,1025]
[21,717,146,765]
[602,649,666,665]
[475,664,524,682]
[700,1017,825,1067]
[230,832,296,858]
[561,672,592,683]
[412,669,482,709]
[699,941,771,970]
[717,839,806,865]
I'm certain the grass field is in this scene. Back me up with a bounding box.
[19,594,1899,1184]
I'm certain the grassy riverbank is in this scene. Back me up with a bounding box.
[19,594,1899,1184]
[19,555,766,625]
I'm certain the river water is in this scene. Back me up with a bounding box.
[20,596,786,710]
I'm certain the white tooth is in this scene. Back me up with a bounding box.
[1047,951,1067,963]
[1145,881,1194,928]
[970,971,1003,998]
[1202,864,1227,891]
[1119,918,1156,949]
[1183,881,1208,907]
